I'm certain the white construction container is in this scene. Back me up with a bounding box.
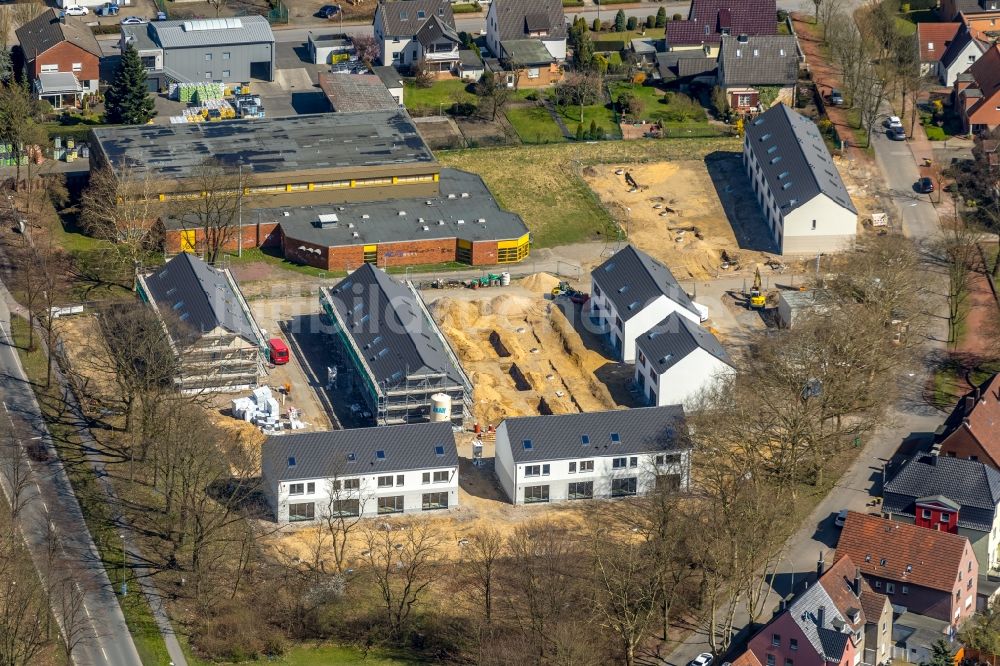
[430,393,452,422]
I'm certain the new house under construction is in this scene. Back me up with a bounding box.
[320,264,472,426]
[136,252,267,393]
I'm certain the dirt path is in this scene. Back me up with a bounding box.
[792,14,867,163]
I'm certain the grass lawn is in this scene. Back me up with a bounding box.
[438,136,740,247]
[555,103,621,139]
[506,105,567,144]
[403,79,475,114]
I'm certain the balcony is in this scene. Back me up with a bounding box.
[424,49,459,62]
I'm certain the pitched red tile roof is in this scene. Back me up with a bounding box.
[665,0,777,47]
[859,588,889,624]
[819,555,868,630]
[730,650,764,666]
[835,512,970,593]
[937,372,1000,466]
[917,22,961,62]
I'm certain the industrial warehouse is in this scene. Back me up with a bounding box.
[91,111,531,270]
[319,264,472,427]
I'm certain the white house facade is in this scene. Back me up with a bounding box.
[262,422,459,524]
[373,0,457,69]
[590,244,705,363]
[634,312,735,409]
[938,27,987,86]
[494,407,692,506]
[743,103,857,255]
[485,0,567,62]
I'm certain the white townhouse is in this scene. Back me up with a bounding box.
[937,24,988,86]
[494,406,692,505]
[634,312,735,409]
[373,0,460,73]
[590,244,706,363]
[486,0,567,63]
[743,103,858,255]
[261,422,459,524]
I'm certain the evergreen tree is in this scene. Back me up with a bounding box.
[626,16,638,30]
[575,123,585,141]
[573,32,594,70]
[655,7,667,27]
[589,119,598,140]
[105,43,156,125]
[646,15,655,29]
[614,9,626,32]
[0,50,12,84]
[592,17,601,32]
[920,640,954,666]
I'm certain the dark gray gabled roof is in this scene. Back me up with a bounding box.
[789,583,851,662]
[376,0,455,38]
[939,24,987,69]
[490,0,567,42]
[719,34,799,87]
[415,14,459,49]
[635,312,733,374]
[883,453,1000,532]
[503,405,689,464]
[592,245,700,322]
[744,103,857,215]
[16,9,102,60]
[261,422,458,483]
[142,252,262,346]
[321,264,466,392]
[657,51,717,81]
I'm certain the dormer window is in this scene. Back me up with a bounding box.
[928,42,934,51]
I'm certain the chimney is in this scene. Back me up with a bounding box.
[965,394,977,415]
[854,568,862,596]
[975,386,983,402]
[817,551,825,577]
[817,605,826,628]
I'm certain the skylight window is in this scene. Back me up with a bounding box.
[760,133,771,141]
[610,433,621,443]
[523,439,533,451]
[417,9,425,17]
[287,456,296,467]
[767,145,777,154]
[581,435,590,445]
[376,450,386,460]
[347,452,357,462]
[879,558,887,567]
[771,156,782,164]
[435,445,445,456]
[603,262,616,271]
[172,301,185,310]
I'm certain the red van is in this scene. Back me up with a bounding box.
[268,338,289,365]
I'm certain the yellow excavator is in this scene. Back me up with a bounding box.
[749,267,766,309]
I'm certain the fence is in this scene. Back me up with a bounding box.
[267,0,288,25]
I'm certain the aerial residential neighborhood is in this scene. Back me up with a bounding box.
[1,0,1000,664]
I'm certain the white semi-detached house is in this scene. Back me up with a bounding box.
[261,422,459,524]
[494,406,692,505]
[634,312,735,408]
[373,0,459,72]
[744,103,858,255]
[590,244,707,363]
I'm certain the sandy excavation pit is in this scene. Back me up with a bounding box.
[582,160,776,280]
[430,280,618,427]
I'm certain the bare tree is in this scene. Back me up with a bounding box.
[322,474,373,574]
[362,519,443,640]
[0,427,33,529]
[554,72,603,125]
[206,0,226,17]
[934,222,980,347]
[462,526,505,625]
[54,575,92,661]
[184,158,251,265]
[475,70,512,122]
[351,35,380,68]
[81,164,162,281]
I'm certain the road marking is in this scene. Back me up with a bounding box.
[101,647,108,660]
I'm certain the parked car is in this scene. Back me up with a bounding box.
[155,10,167,19]
[120,15,146,24]
[887,127,906,141]
[829,89,844,106]
[918,177,935,193]
[884,115,903,130]
[835,508,848,528]
[689,654,714,666]
[64,5,89,15]
[317,4,340,18]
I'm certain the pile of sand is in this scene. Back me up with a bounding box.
[519,272,561,294]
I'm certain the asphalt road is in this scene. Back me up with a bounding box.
[0,287,141,666]
[870,126,942,241]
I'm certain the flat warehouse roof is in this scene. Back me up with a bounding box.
[91,111,436,178]
[166,168,529,244]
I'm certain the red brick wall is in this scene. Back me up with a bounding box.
[939,429,996,469]
[282,237,330,269]
[378,239,455,267]
[326,245,365,271]
[30,43,98,83]
[471,240,499,265]
[164,223,271,255]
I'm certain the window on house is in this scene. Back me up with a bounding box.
[288,502,315,522]
[902,585,909,594]
[40,64,58,73]
[525,465,542,477]
[579,460,594,472]
[568,481,594,499]
[612,457,627,469]
[928,42,934,50]
[874,581,881,589]
[968,579,974,590]
[970,55,977,63]
[396,474,405,486]
[615,316,623,330]
[343,479,360,490]
[306,482,315,494]
[205,53,212,61]
[289,483,304,495]
[811,220,817,230]
[766,655,775,666]
[940,512,949,522]
[422,492,448,510]
[223,52,231,59]
[422,472,430,484]
[638,351,646,366]
[330,499,359,517]
[205,72,213,80]
[222,70,231,78]
[377,496,404,514]
[593,284,601,298]
[377,475,394,487]
[790,639,798,651]
[71,63,82,72]
[784,660,793,666]
[611,477,637,497]
[629,456,638,468]
[528,67,539,78]
[524,485,549,503]
[433,470,449,483]
[772,634,781,647]
[922,509,932,519]
[886,583,895,594]
[569,461,577,473]
[737,94,752,107]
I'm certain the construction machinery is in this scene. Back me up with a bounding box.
[749,267,766,309]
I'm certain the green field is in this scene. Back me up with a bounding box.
[506,105,567,144]
[438,137,740,247]
[403,79,476,114]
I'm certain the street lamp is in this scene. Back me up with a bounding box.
[120,533,127,597]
